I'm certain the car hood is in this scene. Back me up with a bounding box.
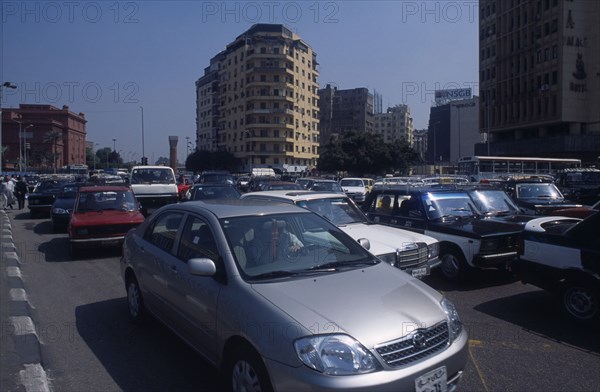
[341,186,366,193]
[338,223,436,255]
[130,183,177,196]
[251,263,445,347]
[71,210,145,226]
[480,213,533,226]
[516,198,576,208]
[433,218,523,239]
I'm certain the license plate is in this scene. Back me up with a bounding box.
[411,266,429,278]
[415,366,447,392]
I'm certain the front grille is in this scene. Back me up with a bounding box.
[397,242,429,268]
[375,322,449,367]
[85,223,139,236]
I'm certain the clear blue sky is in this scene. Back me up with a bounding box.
[1,1,479,163]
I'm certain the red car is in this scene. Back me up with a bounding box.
[552,200,600,219]
[68,186,145,258]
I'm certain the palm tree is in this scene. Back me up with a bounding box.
[43,130,62,174]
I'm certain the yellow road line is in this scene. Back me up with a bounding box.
[468,339,489,392]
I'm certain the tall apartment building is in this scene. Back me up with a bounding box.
[373,105,414,145]
[196,24,320,173]
[318,85,374,144]
[478,0,600,163]
[1,104,87,171]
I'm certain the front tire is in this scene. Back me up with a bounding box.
[561,281,598,323]
[439,250,471,282]
[225,345,273,392]
[126,276,147,324]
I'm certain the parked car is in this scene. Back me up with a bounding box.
[50,182,83,232]
[235,175,250,192]
[69,186,145,258]
[363,187,523,281]
[463,186,534,225]
[504,178,582,215]
[307,179,345,193]
[554,168,600,205]
[184,184,241,201]
[198,171,236,185]
[28,178,72,218]
[513,213,600,323]
[339,177,371,203]
[120,199,468,391]
[241,190,441,278]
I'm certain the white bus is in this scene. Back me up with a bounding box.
[457,156,581,182]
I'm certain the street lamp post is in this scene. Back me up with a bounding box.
[1,82,18,173]
[93,143,99,171]
[431,121,440,175]
[140,106,145,162]
[13,117,23,172]
[112,138,116,152]
[23,124,33,172]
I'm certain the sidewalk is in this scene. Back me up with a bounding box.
[0,210,50,392]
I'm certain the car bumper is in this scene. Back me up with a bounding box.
[472,251,518,267]
[265,329,468,392]
[70,236,126,248]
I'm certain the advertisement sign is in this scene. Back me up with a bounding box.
[435,88,472,104]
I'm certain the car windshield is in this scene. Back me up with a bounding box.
[516,183,563,199]
[468,190,519,215]
[191,186,240,200]
[77,190,137,212]
[222,212,377,281]
[35,181,66,193]
[340,179,364,187]
[201,174,235,184]
[423,192,480,220]
[296,197,368,225]
[131,168,175,184]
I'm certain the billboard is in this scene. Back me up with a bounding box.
[435,88,472,104]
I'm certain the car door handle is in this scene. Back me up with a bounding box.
[170,265,178,274]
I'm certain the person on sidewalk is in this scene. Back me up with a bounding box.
[15,176,28,210]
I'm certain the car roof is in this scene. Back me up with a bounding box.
[242,190,347,201]
[159,198,311,219]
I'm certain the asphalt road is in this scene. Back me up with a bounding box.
[3,209,599,392]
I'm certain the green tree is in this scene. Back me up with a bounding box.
[318,132,422,176]
[186,150,240,173]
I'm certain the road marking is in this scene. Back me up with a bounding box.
[10,288,27,301]
[468,339,489,392]
[7,266,22,278]
[20,364,51,392]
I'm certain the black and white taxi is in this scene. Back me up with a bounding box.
[513,212,599,323]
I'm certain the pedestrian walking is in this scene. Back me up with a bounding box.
[15,176,28,210]
[4,175,16,209]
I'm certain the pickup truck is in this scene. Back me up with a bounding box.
[129,166,178,215]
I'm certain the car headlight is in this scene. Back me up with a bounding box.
[52,207,67,215]
[428,242,440,259]
[441,298,462,342]
[378,252,397,267]
[294,334,379,375]
[479,239,498,252]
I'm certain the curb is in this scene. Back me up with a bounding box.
[1,211,51,392]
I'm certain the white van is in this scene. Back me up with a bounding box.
[129,166,178,215]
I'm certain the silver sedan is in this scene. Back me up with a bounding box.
[120,199,468,391]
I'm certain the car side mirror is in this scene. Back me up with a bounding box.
[188,258,217,276]
[357,238,370,250]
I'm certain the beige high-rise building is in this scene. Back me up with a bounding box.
[478,0,600,163]
[196,24,320,173]
[374,105,414,145]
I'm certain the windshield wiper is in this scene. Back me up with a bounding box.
[305,258,376,271]
[250,270,299,280]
